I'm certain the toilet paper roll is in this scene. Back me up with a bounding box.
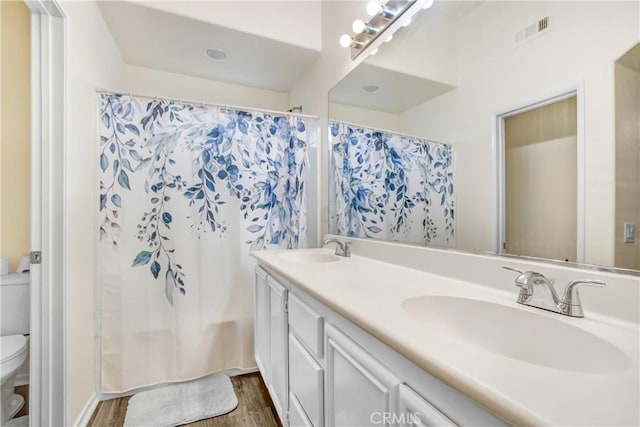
[16,255,30,273]
[0,257,8,275]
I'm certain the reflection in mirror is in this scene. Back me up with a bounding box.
[329,122,455,246]
[328,1,639,272]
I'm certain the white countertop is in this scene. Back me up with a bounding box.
[251,248,640,426]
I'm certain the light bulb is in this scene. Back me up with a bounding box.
[403,18,412,27]
[422,0,434,9]
[352,19,366,34]
[370,48,379,56]
[385,34,394,43]
[366,0,382,16]
[339,34,352,48]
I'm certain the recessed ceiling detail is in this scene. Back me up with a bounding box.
[98,2,320,92]
[331,63,455,114]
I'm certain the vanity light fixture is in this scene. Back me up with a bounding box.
[340,34,364,48]
[352,19,378,35]
[339,0,434,60]
[366,0,395,19]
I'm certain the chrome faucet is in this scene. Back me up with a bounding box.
[503,267,605,318]
[323,238,351,257]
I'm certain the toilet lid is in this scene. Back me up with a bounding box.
[1,335,27,363]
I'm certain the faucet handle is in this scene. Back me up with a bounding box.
[503,266,534,303]
[559,279,606,317]
[342,242,351,257]
[502,266,523,274]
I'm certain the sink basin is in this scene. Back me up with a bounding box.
[401,296,631,373]
[279,252,340,264]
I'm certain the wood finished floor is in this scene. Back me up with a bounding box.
[87,373,281,427]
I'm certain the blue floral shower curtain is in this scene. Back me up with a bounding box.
[98,93,316,392]
[329,121,455,247]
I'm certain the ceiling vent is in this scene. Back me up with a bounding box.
[515,16,550,46]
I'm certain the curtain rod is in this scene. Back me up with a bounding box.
[329,118,449,145]
[96,89,318,120]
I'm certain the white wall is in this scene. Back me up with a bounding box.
[122,64,289,111]
[400,1,640,266]
[366,3,458,86]
[329,102,401,132]
[127,0,321,51]
[289,1,376,237]
[61,0,125,423]
[0,0,30,272]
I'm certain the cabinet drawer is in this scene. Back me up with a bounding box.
[399,384,457,427]
[289,292,324,358]
[289,333,324,427]
[289,393,313,427]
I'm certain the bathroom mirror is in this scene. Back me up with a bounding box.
[328,1,640,272]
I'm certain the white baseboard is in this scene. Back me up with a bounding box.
[73,393,98,427]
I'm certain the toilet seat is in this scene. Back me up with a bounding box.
[0,335,27,364]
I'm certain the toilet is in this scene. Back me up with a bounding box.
[0,273,30,425]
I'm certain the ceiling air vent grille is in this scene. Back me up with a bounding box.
[515,16,550,46]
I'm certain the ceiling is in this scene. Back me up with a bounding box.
[98,1,321,93]
[329,63,455,114]
[328,1,482,115]
[618,42,640,72]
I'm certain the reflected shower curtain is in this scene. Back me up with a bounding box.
[329,121,455,247]
[98,93,316,392]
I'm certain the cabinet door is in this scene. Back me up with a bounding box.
[255,267,270,380]
[398,384,457,427]
[268,276,289,423]
[289,333,324,427]
[325,324,401,427]
[290,393,314,427]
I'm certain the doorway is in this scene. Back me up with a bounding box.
[1,0,32,422]
[497,91,584,262]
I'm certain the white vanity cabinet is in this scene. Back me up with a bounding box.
[325,324,401,427]
[268,275,289,421]
[288,290,325,427]
[254,267,269,380]
[398,384,456,427]
[254,267,289,424]
[254,265,505,427]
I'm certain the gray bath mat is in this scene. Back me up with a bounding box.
[123,373,238,427]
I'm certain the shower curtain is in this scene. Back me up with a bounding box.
[329,121,455,247]
[98,93,316,392]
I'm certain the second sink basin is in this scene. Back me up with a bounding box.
[279,251,341,264]
[401,296,631,374]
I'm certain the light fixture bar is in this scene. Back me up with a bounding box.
[344,0,422,60]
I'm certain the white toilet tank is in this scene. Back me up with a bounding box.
[0,273,30,336]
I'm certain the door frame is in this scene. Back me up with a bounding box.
[495,83,585,263]
[23,0,66,426]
